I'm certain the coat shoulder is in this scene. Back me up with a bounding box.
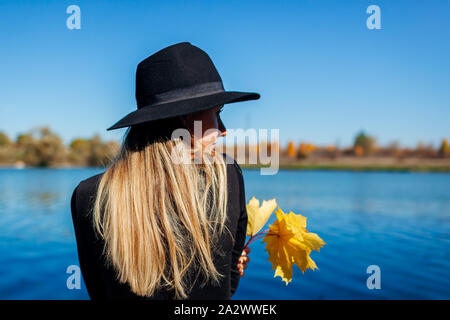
[77,172,104,195]
[72,172,105,218]
[221,153,243,178]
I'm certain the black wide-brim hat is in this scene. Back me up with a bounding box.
[107,42,260,131]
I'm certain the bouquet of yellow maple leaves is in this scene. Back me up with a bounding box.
[244,197,326,285]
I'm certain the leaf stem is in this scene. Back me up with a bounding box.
[243,228,277,250]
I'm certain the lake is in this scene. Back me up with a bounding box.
[0,168,449,299]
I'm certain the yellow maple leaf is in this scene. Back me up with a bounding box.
[262,206,326,285]
[246,197,277,236]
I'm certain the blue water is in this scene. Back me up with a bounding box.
[0,168,449,299]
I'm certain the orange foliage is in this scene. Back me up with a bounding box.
[286,141,297,158]
[439,138,450,157]
[298,142,315,158]
[354,145,364,157]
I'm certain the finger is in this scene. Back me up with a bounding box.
[238,262,248,271]
[244,246,251,254]
[239,256,250,264]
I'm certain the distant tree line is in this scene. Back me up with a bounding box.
[1,127,449,168]
[282,130,450,160]
[0,126,120,167]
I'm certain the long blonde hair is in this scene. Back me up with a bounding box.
[91,118,231,299]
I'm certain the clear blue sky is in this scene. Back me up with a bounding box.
[0,0,449,148]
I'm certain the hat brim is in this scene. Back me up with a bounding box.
[106,91,260,131]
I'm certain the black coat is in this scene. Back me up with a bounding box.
[70,158,248,300]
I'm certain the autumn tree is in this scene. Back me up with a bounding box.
[286,141,297,158]
[439,138,450,158]
[68,138,91,166]
[15,132,39,165]
[0,131,14,163]
[88,134,119,167]
[298,142,315,159]
[32,127,67,167]
[0,131,12,147]
[354,131,376,156]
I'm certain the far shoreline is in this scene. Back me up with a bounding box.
[240,164,450,173]
[1,162,450,173]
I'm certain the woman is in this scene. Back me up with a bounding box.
[70,42,260,300]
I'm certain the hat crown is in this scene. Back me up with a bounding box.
[135,42,223,108]
[106,42,260,131]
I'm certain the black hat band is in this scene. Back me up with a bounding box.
[140,81,225,108]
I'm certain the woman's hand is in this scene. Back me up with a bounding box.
[237,246,251,276]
